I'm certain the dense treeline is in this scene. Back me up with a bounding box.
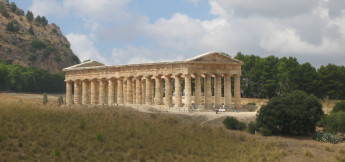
[235,52,345,100]
[0,61,65,93]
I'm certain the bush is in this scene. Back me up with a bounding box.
[6,21,20,32]
[313,132,342,144]
[57,96,63,106]
[256,90,323,135]
[43,93,48,105]
[260,127,272,136]
[223,117,246,131]
[247,121,258,134]
[333,101,345,113]
[247,102,256,105]
[31,39,46,50]
[323,111,345,133]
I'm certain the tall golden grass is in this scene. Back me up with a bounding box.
[0,101,344,161]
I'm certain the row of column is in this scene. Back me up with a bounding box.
[66,74,241,108]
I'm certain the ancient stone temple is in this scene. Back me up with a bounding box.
[63,52,242,111]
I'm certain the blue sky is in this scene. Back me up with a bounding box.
[11,0,345,66]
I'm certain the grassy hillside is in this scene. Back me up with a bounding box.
[0,98,345,161]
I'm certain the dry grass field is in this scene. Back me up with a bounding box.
[0,93,345,161]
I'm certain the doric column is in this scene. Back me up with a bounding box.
[164,75,173,107]
[194,74,201,105]
[132,80,136,104]
[215,75,222,108]
[74,80,81,105]
[154,75,163,105]
[66,80,72,105]
[117,78,124,104]
[90,79,97,105]
[224,75,232,107]
[234,75,241,106]
[123,79,127,104]
[108,79,115,105]
[174,74,182,107]
[82,80,90,105]
[99,79,106,105]
[145,75,153,105]
[135,76,142,104]
[141,79,146,104]
[184,74,192,108]
[204,74,212,108]
[126,77,133,104]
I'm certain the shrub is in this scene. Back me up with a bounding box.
[57,96,63,106]
[323,111,345,133]
[223,117,246,131]
[247,102,256,105]
[313,132,342,144]
[31,39,46,50]
[0,4,10,18]
[43,93,48,105]
[28,26,34,35]
[6,21,20,32]
[79,121,86,130]
[260,127,272,136]
[256,90,323,135]
[247,121,258,134]
[332,101,345,113]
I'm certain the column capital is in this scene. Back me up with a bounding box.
[182,74,191,78]
[107,77,116,81]
[173,73,182,78]
[193,73,201,77]
[144,75,152,79]
[135,75,143,79]
[203,73,212,77]
[234,74,242,77]
[154,74,163,79]
[224,73,232,77]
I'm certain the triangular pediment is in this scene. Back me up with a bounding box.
[64,60,105,70]
[186,52,242,64]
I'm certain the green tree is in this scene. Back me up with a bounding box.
[41,16,48,26]
[26,11,34,22]
[10,2,16,12]
[28,26,34,35]
[318,64,345,99]
[332,101,345,113]
[257,90,323,135]
[6,21,20,32]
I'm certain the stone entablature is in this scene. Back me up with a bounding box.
[63,52,242,111]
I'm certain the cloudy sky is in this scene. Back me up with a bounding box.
[11,0,345,66]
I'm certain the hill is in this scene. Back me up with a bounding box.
[0,0,80,73]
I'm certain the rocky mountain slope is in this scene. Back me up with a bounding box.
[0,0,80,73]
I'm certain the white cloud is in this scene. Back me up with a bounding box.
[187,0,201,5]
[29,0,345,66]
[66,33,109,64]
[111,46,184,65]
[30,0,131,21]
[29,0,65,17]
